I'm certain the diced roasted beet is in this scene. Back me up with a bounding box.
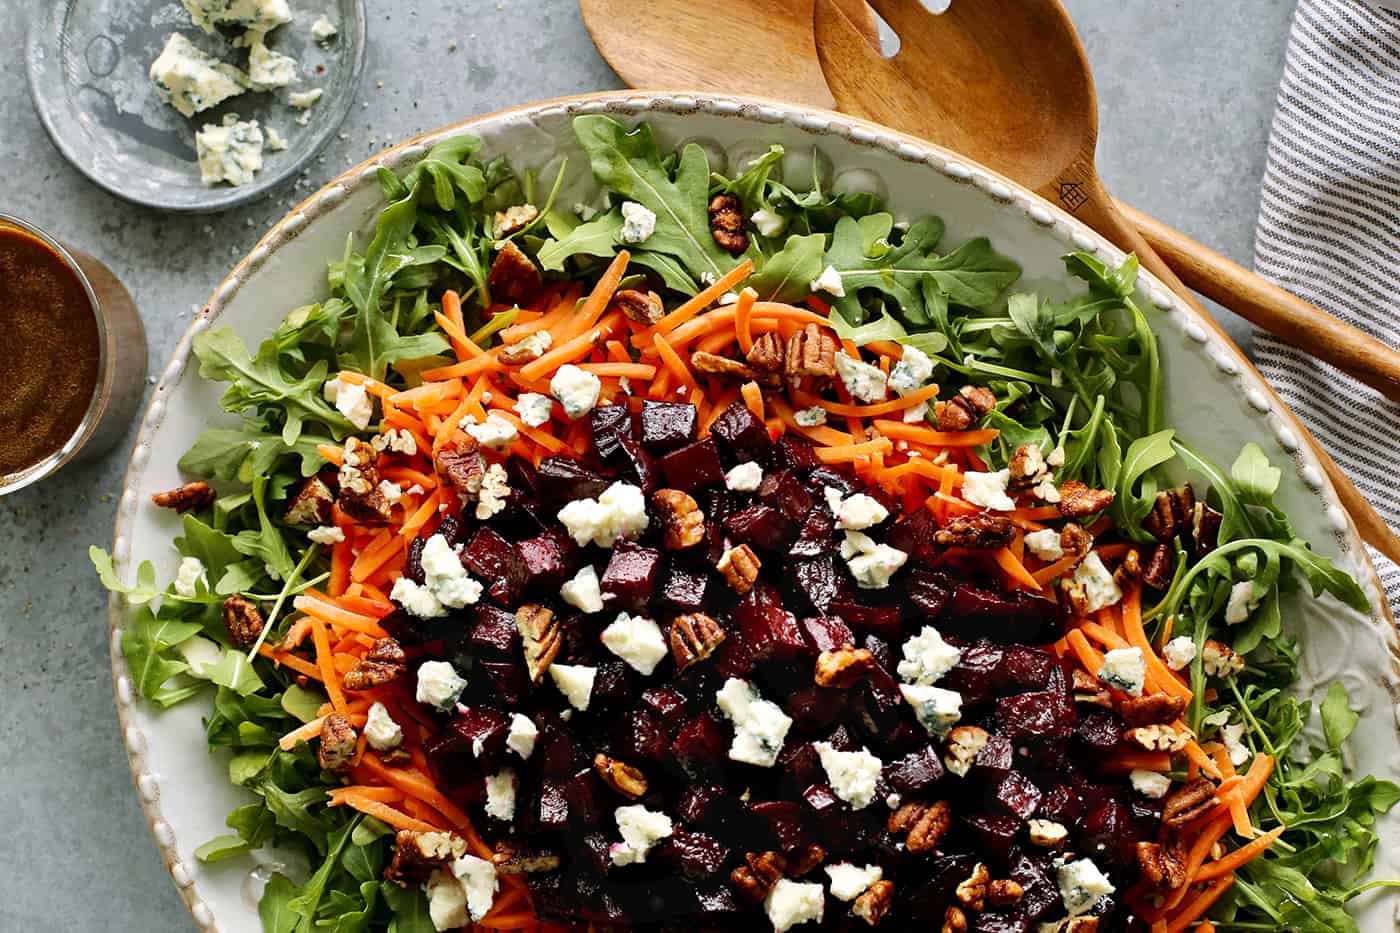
[995,645,1058,692]
[536,720,580,777]
[517,532,572,589]
[599,540,662,612]
[535,455,611,504]
[613,708,668,764]
[1007,848,1060,920]
[735,581,807,662]
[504,455,538,496]
[659,437,726,491]
[614,437,658,496]
[1075,709,1124,755]
[378,608,431,646]
[992,771,1044,820]
[654,829,730,881]
[676,784,743,830]
[722,503,793,552]
[829,600,903,638]
[788,507,837,559]
[767,434,819,472]
[1130,795,1165,826]
[1079,798,1140,867]
[701,488,733,564]
[535,779,571,830]
[886,508,941,565]
[405,537,427,585]
[1037,784,1083,824]
[710,401,772,462]
[899,852,979,922]
[468,605,522,657]
[576,830,613,876]
[640,685,687,720]
[757,470,815,521]
[475,660,529,709]
[903,566,953,618]
[589,661,638,712]
[970,732,1015,781]
[784,686,848,735]
[808,466,860,498]
[639,400,698,454]
[712,627,755,679]
[971,913,1033,933]
[943,584,1062,644]
[822,723,860,752]
[863,633,896,673]
[801,782,842,824]
[462,528,526,605]
[673,713,727,778]
[659,563,711,614]
[751,800,807,852]
[693,884,744,918]
[997,690,1075,743]
[945,640,1006,706]
[564,767,603,827]
[589,404,634,462]
[434,515,465,546]
[450,707,510,770]
[887,745,945,795]
[858,664,904,733]
[792,555,853,614]
[801,615,855,653]
[963,812,1024,860]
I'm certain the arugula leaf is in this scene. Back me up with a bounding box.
[829,308,909,346]
[205,647,264,696]
[1112,429,1176,540]
[1233,442,1283,506]
[287,816,361,928]
[719,144,784,215]
[194,834,252,864]
[261,874,300,933]
[90,547,162,606]
[232,474,295,583]
[747,232,825,302]
[382,884,436,933]
[1321,681,1360,750]
[282,683,326,723]
[179,422,329,482]
[536,210,625,271]
[118,605,205,706]
[405,136,486,211]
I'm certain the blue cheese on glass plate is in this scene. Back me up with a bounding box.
[150,34,249,118]
[247,40,299,91]
[182,0,292,36]
[195,115,265,187]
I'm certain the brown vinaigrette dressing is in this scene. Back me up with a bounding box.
[0,223,101,477]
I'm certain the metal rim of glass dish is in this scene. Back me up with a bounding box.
[25,0,366,214]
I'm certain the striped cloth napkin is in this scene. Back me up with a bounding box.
[1250,0,1400,608]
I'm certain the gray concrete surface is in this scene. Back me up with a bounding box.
[0,0,1295,928]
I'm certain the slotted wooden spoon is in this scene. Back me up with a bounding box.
[578,0,1400,563]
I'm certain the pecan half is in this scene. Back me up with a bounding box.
[853,879,894,926]
[717,543,761,595]
[1119,692,1189,727]
[954,862,990,910]
[1062,920,1100,933]
[1141,542,1175,590]
[498,333,550,366]
[934,513,1016,549]
[987,878,1024,907]
[594,753,648,799]
[490,840,562,875]
[1057,480,1116,518]
[944,725,991,777]
[1191,502,1223,556]
[814,647,876,688]
[1060,523,1094,558]
[317,712,357,771]
[891,800,952,853]
[785,323,837,378]
[691,350,759,379]
[746,332,785,373]
[516,604,561,683]
[222,595,265,649]
[1027,819,1069,848]
[1163,778,1217,828]
[670,613,727,671]
[708,193,749,255]
[731,850,786,902]
[936,385,996,431]
[284,475,335,526]
[1071,668,1113,708]
[343,637,407,691]
[1114,548,1142,587]
[338,438,391,523]
[435,440,486,499]
[1143,485,1196,542]
[1008,443,1048,487]
[151,481,216,514]
[1202,638,1244,677]
[385,830,468,885]
[785,843,825,878]
[492,204,539,238]
[487,240,543,305]
[1136,840,1187,889]
[652,488,706,550]
[615,288,664,325]
[941,907,968,933]
[1125,723,1193,753]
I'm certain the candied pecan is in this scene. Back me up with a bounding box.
[1060,523,1093,557]
[435,440,486,499]
[615,288,664,325]
[944,725,991,777]
[1062,920,1100,933]
[814,647,876,688]
[731,851,787,902]
[338,483,392,524]
[343,637,407,691]
[1202,639,1244,677]
[1119,692,1189,727]
[490,841,562,874]
[1027,819,1069,848]
[1141,542,1175,590]
[317,712,357,771]
[284,475,335,526]
[670,612,727,671]
[1071,669,1112,708]
[941,907,968,933]
[691,350,759,379]
[1136,840,1187,889]
[151,481,216,514]
[1125,723,1193,753]
[516,604,561,683]
[1057,480,1116,518]
[1143,485,1196,542]
[853,879,894,926]
[905,800,953,853]
[785,323,837,378]
[1163,779,1217,828]
[786,843,826,878]
[1191,502,1223,556]
[221,595,265,649]
[652,488,706,550]
[955,862,990,910]
[934,513,1016,549]
[987,878,1024,907]
[487,240,543,305]
[498,334,549,365]
[338,438,391,523]
[1008,443,1049,487]
[1114,548,1142,588]
[492,204,539,238]
[716,543,761,595]
[385,830,467,885]
[746,332,785,373]
[937,385,997,431]
[709,193,749,254]
[594,753,648,799]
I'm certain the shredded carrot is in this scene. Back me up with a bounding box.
[734,287,758,353]
[258,644,323,681]
[798,383,940,418]
[653,259,754,335]
[871,421,999,447]
[328,785,405,805]
[328,536,353,597]
[311,620,347,714]
[1197,826,1284,881]
[520,315,617,382]
[741,381,765,421]
[993,547,1041,591]
[652,333,699,396]
[568,249,630,336]
[1104,752,1173,772]
[334,794,442,834]
[577,362,656,380]
[1165,876,1235,933]
[1122,585,1192,699]
[293,594,390,639]
[813,437,894,463]
[1032,553,1081,586]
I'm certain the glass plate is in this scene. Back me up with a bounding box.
[25,0,365,213]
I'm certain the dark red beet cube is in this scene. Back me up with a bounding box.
[900,852,979,923]
[1075,709,1123,754]
[462,528,524,603]
[1079,798,1140,867]
[1008,848,1060,920]
[801,615,855,653]
[945,584,1062,644]
[993,771,1044,820]
[640,685,687,720]
[970,732,1015,781]
[534,779,570,830]
[475,660,529,709]
[903,566,953,618]
[639,400,698,454]
[614,437,658,496]
[701,488,732,563]
[963,812,1023,860]
[614,708,668,764]
[694,885,744,918]
[998,690,1075,743]
[783,687,847,735]
[735,581,807,661]
[433,515,465,545]
[659,437,726,491]
[535,455,610,503]
[792,555,852,614]
[599,540,662,612]
[972,913,1033,933]
[767,434,819,472]
[588,660,638,711]
[996,645,1059,692]
[857,664,904,736]
[1037,784,1083,824]
[504,455,538,495]
[801,782,843,820]
[788,507,837,559]
[536,720,580,777]
[468,605,522,657]
[808,466,860,499]
[517,532,572,588]
[830,600,903,638]
[712,627,755,679]
[751,800,807,852]
[589,404,634,461]
[379,608,431,646]
[564,767,603,827]
[945,640,1006,706]
[450,707,510,769]
[886,508,940,564]
[676,784,742,829]
[710,401,772,462]
[757,470,814,520]
[673,713,727,778]
[654,829,730,881]
[886,745,945,795]
[722,503,793,552]
[659,564,710,613]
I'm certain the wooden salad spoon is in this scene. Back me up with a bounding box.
[578,0,1400,564]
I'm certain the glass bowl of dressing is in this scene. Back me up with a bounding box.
[0,213,147,495]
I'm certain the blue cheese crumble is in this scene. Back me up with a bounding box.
[765,879,825,932]
[182,0,292,35]
[833,352,887,402]
[961,469,1016,511]
[550,363,602,420]
[813,742,882,809]
[560,565,605,614]
[416,661,467,711]
[610,804,673,866]
[620,201,657,244]
[150,34,249,118]
[897,626,962,685]
[824,863,882,901]
[195,115,265,187]
[1056,857,1115,917]
[549,664,596,711]
[600,612,668,676]
[840,531,908,589]
[557,482,649,548]
[1097,647,1146,697]
[899,683,962,736]
[1073,551,1122,613]
[724,461,764,492]
[889,344,933,395]
[810,264,846,298]
[506,713,537,759]
[247,40,298,90]
[715,678,792,767]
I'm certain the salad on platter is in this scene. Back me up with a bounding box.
[95,115,1400,932]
